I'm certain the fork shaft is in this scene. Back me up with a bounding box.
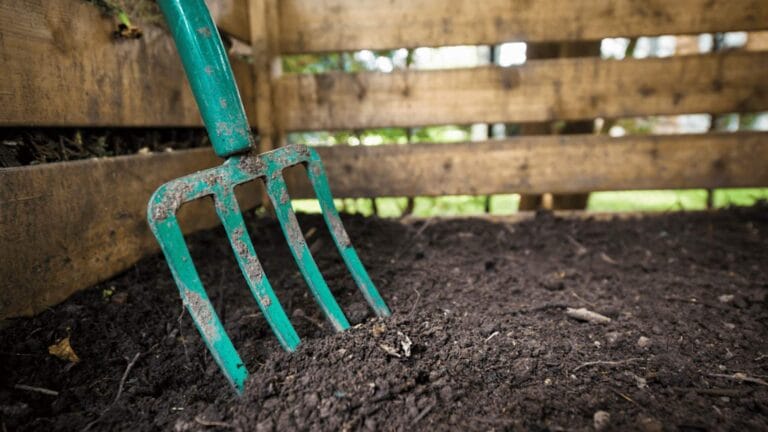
[158,0,253,158]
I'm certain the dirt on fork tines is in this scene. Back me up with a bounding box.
[1,206,768,431]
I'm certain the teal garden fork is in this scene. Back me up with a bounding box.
[148,0,390,394]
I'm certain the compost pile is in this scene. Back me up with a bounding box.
[2,206,767,431]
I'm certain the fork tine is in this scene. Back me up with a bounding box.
[214,188,301,350]
[265,173,351,332]
[150,212,248,392]
[306,153,392,318]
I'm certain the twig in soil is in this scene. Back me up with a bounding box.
[672,387,752,397]
[599,252,620,265]
[82,352,142,432]
[565,234,588,256]
[393,220,434,261]
[510,303,568,315]
[409,287,421,316]
[194,415,234,429]
[176,306,192,366]
[610,388,642,409]
[293,309,327,332]
[413,402,436,424]
[113,352,141,404]
[708,372,768,386]
[13,384,59,396]
[664,296,730,311]
[565,307,612,324]
[573,358,645,372]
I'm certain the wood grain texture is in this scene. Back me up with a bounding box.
[276,51,768,131]
[0,0,254,126]
[277,0,768,53]
[249,0,285,152]
[0,150,260,320]
[312,132,768,197]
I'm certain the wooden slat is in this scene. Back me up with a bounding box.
[308,133,768,197]
[277,0,768,53]
[0,0,255,127]
[2,132,766,318]
[277,51,768,131]
[0,150,261,320]
[250,0,285,152]
[207,0,250,42]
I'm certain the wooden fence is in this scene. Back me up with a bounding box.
[1,0,767,319]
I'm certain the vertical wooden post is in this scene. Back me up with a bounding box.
[249,0,284,153]
[517,41,601,211]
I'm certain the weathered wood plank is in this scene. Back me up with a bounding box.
[278,0,768,53]
[310,132,768,197]
[2,132,766,318]
[0,150,260,320]
[276,51,768,131]
[207,0,250,42]
[249,0,285,152]
[0,0,254,126]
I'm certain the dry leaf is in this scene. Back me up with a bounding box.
[371,322,387,338]
[48,337,80,363]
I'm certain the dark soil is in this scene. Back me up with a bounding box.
[2,207,768,431]
[0,128,208,167]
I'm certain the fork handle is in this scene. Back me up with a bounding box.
[158,0,253,158]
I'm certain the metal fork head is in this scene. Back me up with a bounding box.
[147,144,390,393]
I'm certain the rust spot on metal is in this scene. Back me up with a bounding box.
[232,227,249,257]
[238,155,265,175]
[245,255,264,283]
[296,146,310,158]
[215,121,236,137]
[204,173,219,186]
[324,207,351,249]
[152,182,193,221]
[285,212,305,259]
[260,296,271,307]
[214,195,231,215]
[310,164,322,178]
[184,289,218,343]
[279,188,289,205]
[197,27,212,37]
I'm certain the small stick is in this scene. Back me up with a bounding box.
[610,388,641,408]
[113,352,141,404]
[294,309,326,331]
[13,384,59,396]
[672,387,752,397]
[83,352,142,431]
[709,373,768,386]
[565,234,588,256]
[413,402,435,424]
[573,358,645,372]
[566,307,612,324]
[409,287,421,316]
[194,415,234,429]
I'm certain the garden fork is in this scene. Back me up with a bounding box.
[148,0,390,394]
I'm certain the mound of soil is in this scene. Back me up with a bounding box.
[2,207,767,431]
